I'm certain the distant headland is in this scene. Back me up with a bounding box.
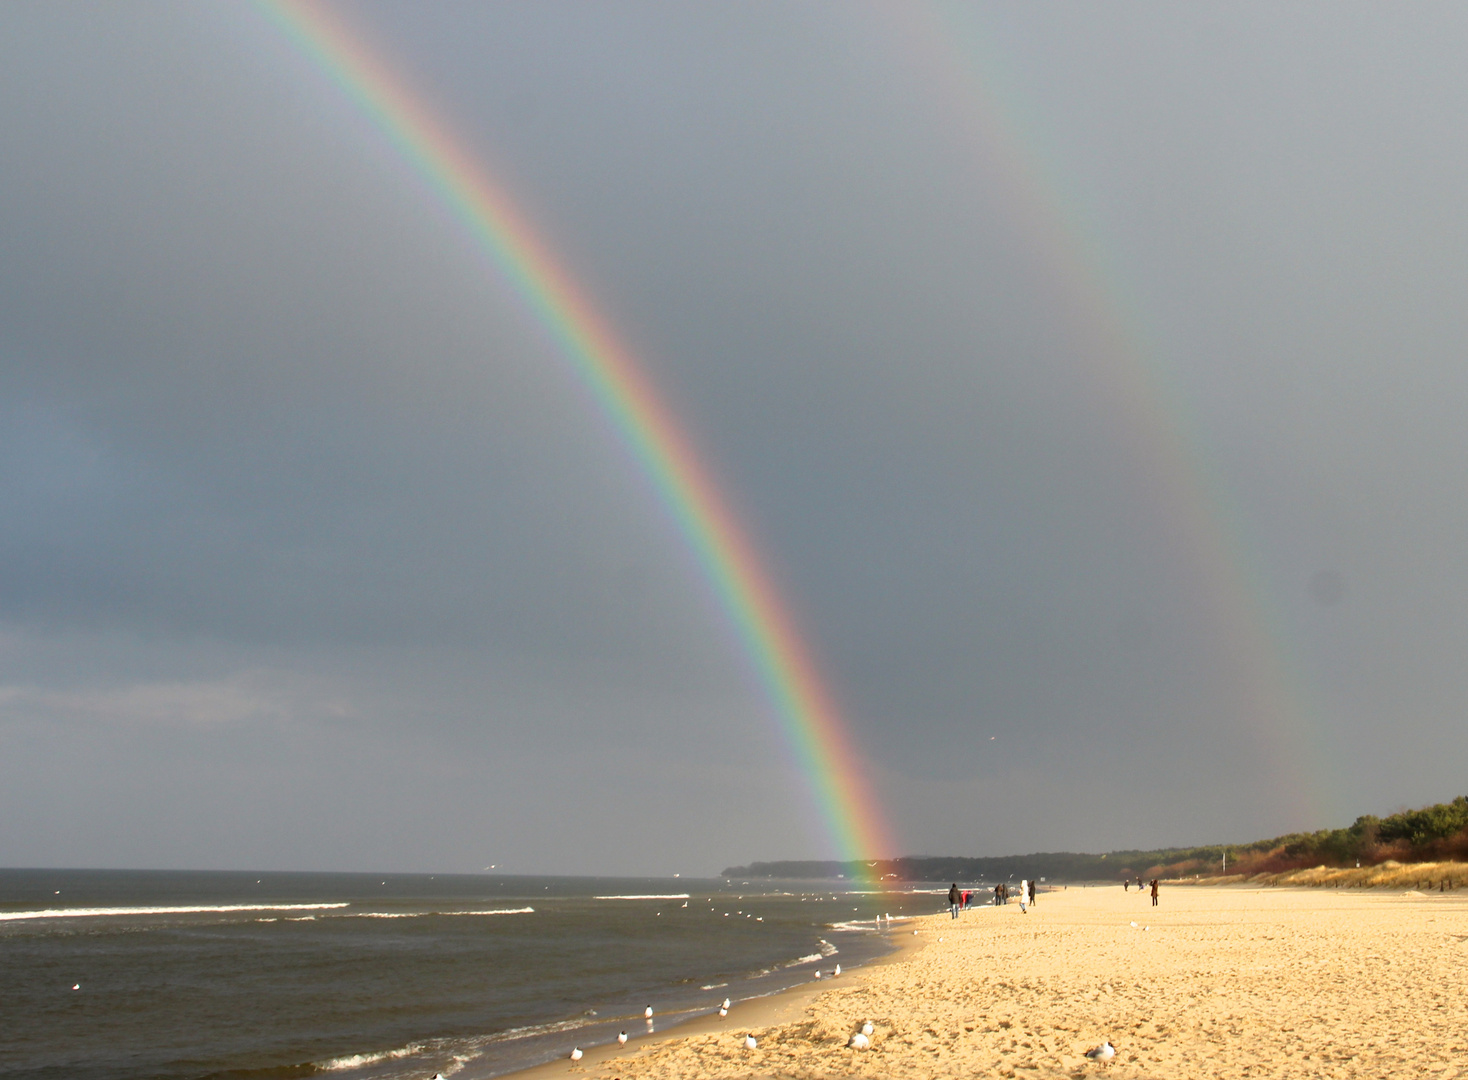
[723,794,1468,882]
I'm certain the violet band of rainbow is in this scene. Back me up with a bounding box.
[255,0,895,873]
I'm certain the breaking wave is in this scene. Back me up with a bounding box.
[344,908,534,919]
[0,903,349,922]
[592,894,690,900]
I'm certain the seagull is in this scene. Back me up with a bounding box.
[569,1048,583,1062]
[848,1032,870,1050]
[834,964,841,976]
[719,1007,728,1018]
[432,1073,446,1079]
[1085,1040,1115,1061]
[617,1031,628,1046]
[72,983,80,991]
[861,1022,874,1037]
[644,1006,654,1019]
[744,1035,757,1050]
[722,998,731,1010]
[814,970,822,979]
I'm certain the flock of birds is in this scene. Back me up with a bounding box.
[568,1025,1115,1064]
[562,989,918,1064]
[548,906,1117,1069]
[560,994,1118,1067]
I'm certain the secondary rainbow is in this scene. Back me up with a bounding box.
[255,1,894,869]
[897,4,1335,822]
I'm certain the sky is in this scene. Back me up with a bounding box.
[3,2,1468,876]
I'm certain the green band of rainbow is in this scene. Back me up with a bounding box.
[901,3,1333,823]
[256,1,894,870]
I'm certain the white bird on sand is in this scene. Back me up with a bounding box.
[722,998,731,1010]
[569,1048,583,1062]
[644,1006,654,1019]
[848,1032,870,1050]
[718,1007,728,1018]
[1085,1040,1115,1062]
[744,1035,757,1051]
[861,1022,874,1037]
[617,1031,628,1046]
[814,969,822,979]
[834,964,841,976]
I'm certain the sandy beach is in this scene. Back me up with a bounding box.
[531,884,1468,1079]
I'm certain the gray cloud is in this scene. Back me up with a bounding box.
[2,2,1467,873]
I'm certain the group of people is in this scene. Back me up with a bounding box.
[947,879,1038,918]
[1123,877,1161,906]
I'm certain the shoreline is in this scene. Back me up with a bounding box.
[498,915,934,1080]
[503,884,1468,1079]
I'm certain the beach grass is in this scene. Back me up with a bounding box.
[1188,858,1467,890]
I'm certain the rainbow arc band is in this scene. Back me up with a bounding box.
[256,1,893,872]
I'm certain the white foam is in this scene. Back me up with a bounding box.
[700,983,729,990]
[318,1043,428,1070]
[828,921,879,933]
[345,908,534,919]
[0,902,349,922]
[593,894,690,900]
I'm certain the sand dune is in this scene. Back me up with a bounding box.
[562,885,1467,1079]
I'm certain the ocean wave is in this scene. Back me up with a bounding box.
[827,920,880,933]
[0,903,350,923]
[344,908,534,919]
[318,1044,429,1071]
[592,894,690,900]
[700,982,729,990]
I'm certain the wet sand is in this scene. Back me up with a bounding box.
[530,884,1468,1079]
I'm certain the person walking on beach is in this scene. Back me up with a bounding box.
[1150,879,1159,906]
[948,883,961,919]
[1028,880,1037,906]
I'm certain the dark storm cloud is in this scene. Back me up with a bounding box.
[2,2,1467,872]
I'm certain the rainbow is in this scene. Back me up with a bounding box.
[254,1,895,869]
[897,5,1336,824]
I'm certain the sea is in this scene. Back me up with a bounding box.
[0,870,936,1080]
